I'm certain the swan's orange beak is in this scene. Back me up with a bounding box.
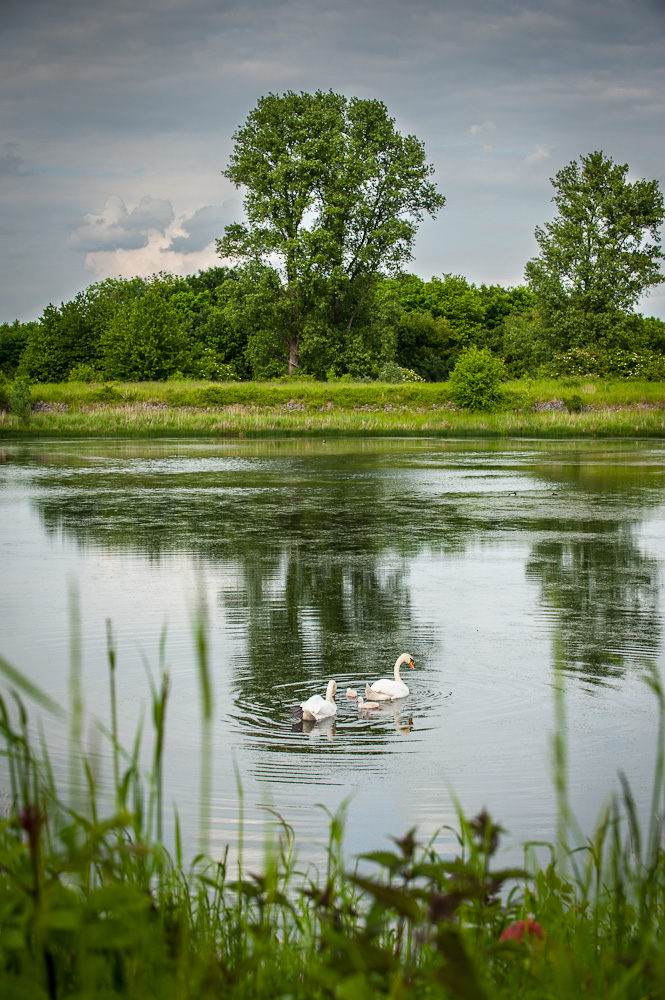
[409,659,415,669]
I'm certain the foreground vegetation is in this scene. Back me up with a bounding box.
[2,377,665,439]
[1,630,665,999]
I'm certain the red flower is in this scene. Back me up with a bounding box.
[499,916,544,943]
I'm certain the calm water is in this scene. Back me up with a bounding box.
[1,437,664,870]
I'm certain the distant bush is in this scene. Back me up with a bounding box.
[540,347,665,380]
[193,348,240,382]
[447,346,506,410]
[376,362,425,383]
[88,382,123,403]
[278,371,317,382]
[9,375,32,423]
[562,393,585,412]
[68,362,102,383]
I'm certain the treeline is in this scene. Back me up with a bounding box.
[2,267,664,384]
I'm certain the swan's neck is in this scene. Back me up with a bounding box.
[393,654,412,683]
[325,681,337,703]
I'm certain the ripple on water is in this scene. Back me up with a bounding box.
[227,676,451,784]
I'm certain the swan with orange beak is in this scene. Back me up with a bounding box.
[365,653,415,701]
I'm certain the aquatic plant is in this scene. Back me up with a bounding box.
[1,632,665,996]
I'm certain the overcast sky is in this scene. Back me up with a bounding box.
[2,0,664,323]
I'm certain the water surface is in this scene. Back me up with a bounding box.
[1,437,663,869]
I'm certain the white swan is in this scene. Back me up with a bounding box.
[365,653,415,702]
[294,679,338,722]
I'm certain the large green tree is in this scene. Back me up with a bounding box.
[525,151,664,351]
[217,90,445,374]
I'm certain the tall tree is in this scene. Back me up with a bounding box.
[525,151,664,351]
[217,90,445,374]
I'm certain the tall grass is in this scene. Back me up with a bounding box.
[1,628,665,997]
[2,377,665,438]
[3,400,665,439]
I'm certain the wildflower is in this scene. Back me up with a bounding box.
[499,916,544,943]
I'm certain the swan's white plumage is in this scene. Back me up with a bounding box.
[365,653,415,701]
[299,679,338,721]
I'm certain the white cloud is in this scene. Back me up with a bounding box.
[469,120,496,137]
[69,195,175,252]
[82,232,221,282]
[524,143,551,166]
[167,200,239,253]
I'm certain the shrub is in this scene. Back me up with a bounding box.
[446,346,506,410]
[194,348,240,382]
[278,372,317,382]
[377,361,425,383]
[68,362,102,383]
[9,375,32,423]
[89,382,123,403]
[540,347,665,380]
[562,393,585,412]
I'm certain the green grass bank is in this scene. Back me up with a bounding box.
[3,377,665,437]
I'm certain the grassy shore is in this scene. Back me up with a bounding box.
[2,377,665,437]
[1,633,665,999]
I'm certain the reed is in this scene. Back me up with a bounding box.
[0,627,665,997]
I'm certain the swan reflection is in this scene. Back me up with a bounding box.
[292,716,337,741]
[358,698,413,733]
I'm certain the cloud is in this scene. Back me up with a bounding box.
[524,143,551,167]
[0,142,30,176]
[82,236,221,284]
[469,121,496,137]
[2,0,665,321]
[167,201,238,253]
[76,198,242,283]
[69,195,175,252]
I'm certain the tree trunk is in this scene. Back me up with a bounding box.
[288,337,299,374]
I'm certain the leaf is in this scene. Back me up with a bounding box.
[349,875,422,922]
[435,925,491,1000]
[44,909,81,931]
[85,884,152,915]
[357,850,404,871]
[0,655,65,718]
[0,976,50,1000]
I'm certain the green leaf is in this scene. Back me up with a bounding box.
[357,850,404,871]
[44,909,82,931]
[349,875,422,921]
[0,655,65,718]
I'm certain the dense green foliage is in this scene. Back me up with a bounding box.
[526,151,665,353]
[1,145,663,387]
[2,638,665,998]
[9,266,663,391]
[218,90,445,375]
[446,346,507,410]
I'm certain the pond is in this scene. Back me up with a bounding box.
[1,437,664,871]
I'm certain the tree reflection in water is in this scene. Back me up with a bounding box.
[9,439,663,698]
[526,525,660,686]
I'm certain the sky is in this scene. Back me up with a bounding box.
[1,0,664,323]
